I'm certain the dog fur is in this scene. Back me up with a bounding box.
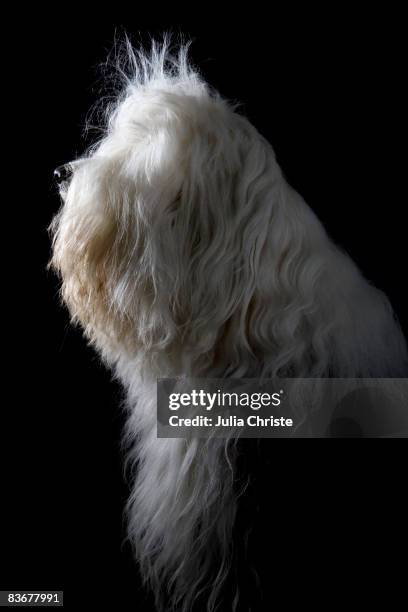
[50,39,408,611]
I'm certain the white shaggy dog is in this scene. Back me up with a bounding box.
[50,40,407,611]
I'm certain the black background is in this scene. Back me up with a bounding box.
[1,10,407,611]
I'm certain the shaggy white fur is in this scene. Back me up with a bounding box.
[50,39,407,611]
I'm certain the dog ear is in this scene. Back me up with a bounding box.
[135,114,278,373]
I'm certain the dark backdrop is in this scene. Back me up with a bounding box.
[2,11,407,611]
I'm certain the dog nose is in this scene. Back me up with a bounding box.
[53,164,70,184]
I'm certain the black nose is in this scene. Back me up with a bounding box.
[53,164,70,184]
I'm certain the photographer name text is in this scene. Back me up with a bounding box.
[168,415,293,428]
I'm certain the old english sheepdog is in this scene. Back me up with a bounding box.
[50,39,407,611]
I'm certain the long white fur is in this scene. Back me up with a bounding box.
[50,38,408,611]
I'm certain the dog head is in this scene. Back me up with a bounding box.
[50,41,314,376]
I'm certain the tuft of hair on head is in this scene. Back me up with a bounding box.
[85,33,209,143]
[112,33,196,92]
